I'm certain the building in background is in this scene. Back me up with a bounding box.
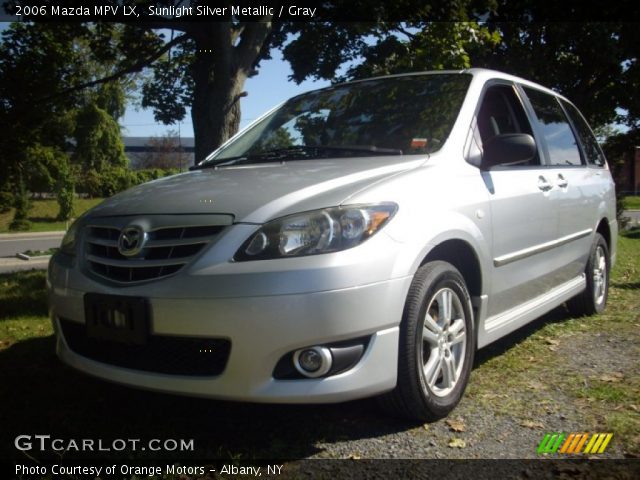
[124,136,195,171]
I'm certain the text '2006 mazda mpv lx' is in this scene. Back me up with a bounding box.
[48,69,617,420]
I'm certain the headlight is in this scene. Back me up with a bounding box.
[60,219,81,256]
[234,203,397,261]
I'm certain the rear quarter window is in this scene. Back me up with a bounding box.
[561,101,606,167]
[524,88,583,167]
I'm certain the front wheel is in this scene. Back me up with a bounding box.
[567,233,610,317]
[379,261,475,421]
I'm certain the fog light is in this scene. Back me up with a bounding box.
[293,346,332,378]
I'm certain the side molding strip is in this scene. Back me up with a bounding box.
[493,228,592,267]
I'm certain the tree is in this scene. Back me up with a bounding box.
[4,1,492,164]
[0,23,86,227]
[602,129,640,227]
[471,20,640,130]
[330,22,500,81]
[0,21,133,223]
[296,4,639,134]
[9,173,30,231]
[73,103,127,171]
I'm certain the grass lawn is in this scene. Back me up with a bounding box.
[0,230,638,464]
[0,197,103,233]
[624,195,640,210]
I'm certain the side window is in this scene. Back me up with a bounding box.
[561,101,606,167]
[524,88,583,166]
[476,84,538,166]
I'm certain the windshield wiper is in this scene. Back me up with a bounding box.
[190,144,403,170]
[306,145,403,155]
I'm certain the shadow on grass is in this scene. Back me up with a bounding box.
[0,270,48,320]
[28,217,61,224]
[0,335,415,462]
[0,306,579,463]
[474,305,570,368]
[621,227,640,239]
[611,281,640,290]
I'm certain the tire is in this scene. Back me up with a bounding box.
[567,233,610,317]
[379,261,475,421]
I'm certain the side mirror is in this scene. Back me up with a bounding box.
[482,133,537,169]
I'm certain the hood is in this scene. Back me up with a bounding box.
[88,155,425,223]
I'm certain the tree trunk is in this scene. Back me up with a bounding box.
[190,22,273,165]
[191,57,246,164]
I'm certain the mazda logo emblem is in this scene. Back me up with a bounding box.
[117,225,147,257]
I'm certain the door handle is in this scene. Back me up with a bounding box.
[557,174,568,188]
[538,175,553,192]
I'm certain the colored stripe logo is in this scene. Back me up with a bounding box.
[537,433,612,455]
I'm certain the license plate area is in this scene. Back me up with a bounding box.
[84,293,149,345]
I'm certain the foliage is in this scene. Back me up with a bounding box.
[23,144,70,194]
[132,168,180,185]
[602,130,640,227]
[0,22,132,209]
[470,20,640,131]
[0,189,14,213]
[73,103,127,171]
[335,23,501,81]
[79,166,178,198]
[9,175,30,231]
[95,82,127,120]
[81,165,130,198]
[55,162,75,221]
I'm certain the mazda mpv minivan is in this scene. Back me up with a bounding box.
[48,69,617,420]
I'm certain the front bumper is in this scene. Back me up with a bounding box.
[49,255,411,403]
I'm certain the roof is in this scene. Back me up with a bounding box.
[293,68,567,105]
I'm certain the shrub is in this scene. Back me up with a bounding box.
[9,178,31,231]
[0,191,13,213]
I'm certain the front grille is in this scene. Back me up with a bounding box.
[85,224,224,283]
[59,318,231,376]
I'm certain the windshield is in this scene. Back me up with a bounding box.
[200,73,471,167]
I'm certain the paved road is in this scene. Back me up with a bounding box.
[0,232,62,274]
[0,256,50,274]
[625,209,640,227]
[0,231,64,258]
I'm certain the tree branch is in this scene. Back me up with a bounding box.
[395,25,416,40]
[39,34,189,102]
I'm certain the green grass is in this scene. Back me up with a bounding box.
[0,197,103,233]
[0,231,638,462]
[623,195,640,210]
[22,248,59,256]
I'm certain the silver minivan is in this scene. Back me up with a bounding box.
[48,69,617,420]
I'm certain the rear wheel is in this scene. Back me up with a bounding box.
[567,233,610,317]
[379,261,475,421]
